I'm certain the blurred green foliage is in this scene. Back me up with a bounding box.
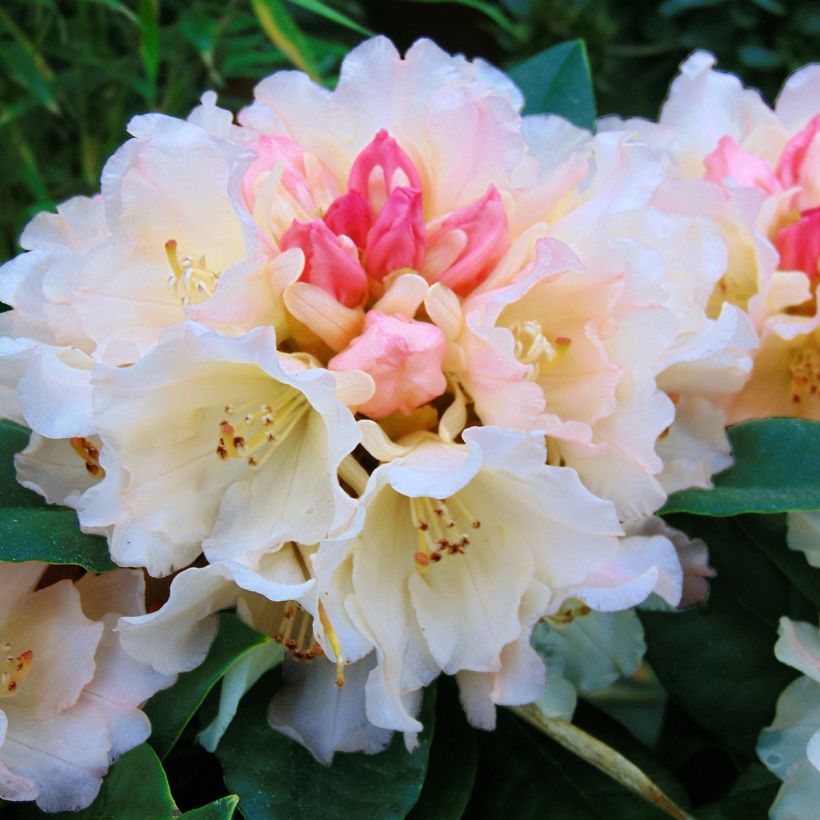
[0,0,817,259]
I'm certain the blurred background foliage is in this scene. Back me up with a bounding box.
[0,0,817,259]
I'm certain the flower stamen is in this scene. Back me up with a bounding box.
[789,340,820,405]
[217,393,309,468]
[411,495,480,569]
[510,320,571,380]
[165,239,220,307]
[69,436,105,478]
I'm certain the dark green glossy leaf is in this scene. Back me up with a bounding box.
[180,795,241,819]
[467,705,681,818]
[508,40,596,130]
[407,678,478,819]
[145,613,269,759]
[641,514,816,758]
[661,419,820,516]
[218,672,436,820]
[0,507,117,572]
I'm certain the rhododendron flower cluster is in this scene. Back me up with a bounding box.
[603,52,820,424]
[0,36,787,810]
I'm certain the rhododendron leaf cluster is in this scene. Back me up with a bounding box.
[0,32,818,820]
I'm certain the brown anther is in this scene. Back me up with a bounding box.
[472,520,481,529]
[219,420,234,435]
[430,553,443,562]
[233,436,246,450]
[417,521,429,531]
[216,442,229,460]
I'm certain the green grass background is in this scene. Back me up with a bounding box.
[1,0,817,260]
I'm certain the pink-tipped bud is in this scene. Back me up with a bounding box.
[426,186,509,297]
[328,310,447,418]
[703,135,780,195]
[280,219,368,308]
[363,188,426,282]
[324,189,373,248]
[774,208,820,279]
[348,129,423,216]
[776,114,820,211]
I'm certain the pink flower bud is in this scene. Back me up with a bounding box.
[703,135,780,194]
[328,310,446,418]
[280,219,368,307]
[363,188,426,282]
[776,114,820,211]
[323,189,373,248]
[348,129,423,216]
[426,185,509,296]
[774,208,820,279]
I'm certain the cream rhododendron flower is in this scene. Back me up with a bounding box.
[0,35,753,771]
[0,563,172,811]
[604,52,820,422]
[79,323,366,576]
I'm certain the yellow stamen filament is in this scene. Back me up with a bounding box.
[0,642,33,698]
[216,393,309,469]
[318,601,345,688]
[510,319,571,380]
[165,239,220,307]
[70,436,105,478]
[410,495,480,569]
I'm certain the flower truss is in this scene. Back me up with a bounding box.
[0,35,816,814]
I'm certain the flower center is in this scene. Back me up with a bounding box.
[0,642,33,698]
[165,239,220,306]
[510,320,571,380]
[411,496,481,569]
[247,544,346,686]
[70,436,104,477]
[216,393,310,469]
[789,338,820,405]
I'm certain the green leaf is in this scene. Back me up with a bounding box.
[145,613,270,760]
[286,0,374,37]
[467,705,683,818]
[180,795,241,819]
[218,673,436,820]
[508,40,596,130]
[641,514,817,758]
[407,679,478,820]
[4,745,240,819]
[0,507,117,572]
[398,0,525,39]
[661,419,820,516]
[251,0,323,81]
[0,421,47,507]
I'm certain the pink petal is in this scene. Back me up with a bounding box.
[328,310,446,418]
[280,220,368,308]
[324,190,373,248]
[776,114,820,191]
[363,188,426,282]
[348,129,423,216]
[774,207,820,278]
[703,135,780,194]
[425,186,510,296]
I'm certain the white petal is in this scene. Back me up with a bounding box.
[787,511,820,569]
[268,654,393,764]
[776,618,820,683]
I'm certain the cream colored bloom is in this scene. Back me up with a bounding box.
[0,563,172,812]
